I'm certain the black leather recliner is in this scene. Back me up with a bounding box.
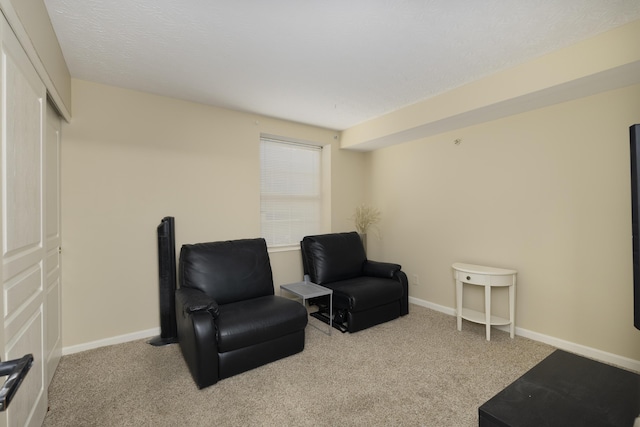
[175,238,308,389]
[300,231,408,333]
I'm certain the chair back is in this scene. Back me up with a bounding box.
[301,232,366,285]
[179,238,274,305]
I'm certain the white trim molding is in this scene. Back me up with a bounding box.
[410,296,640,373]
[65,298,640,374]
[0,0,71,120]
[62,328,160,356]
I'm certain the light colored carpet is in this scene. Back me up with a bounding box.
[43,305,554,426]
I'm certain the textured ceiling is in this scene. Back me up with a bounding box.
[44,0,640,131]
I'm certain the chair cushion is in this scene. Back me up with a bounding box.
[325,276,403,312]
[216,295,308,353]
[301,232,366,285]
[179,238,274,305]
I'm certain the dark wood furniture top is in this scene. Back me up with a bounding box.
[479,349,640,427]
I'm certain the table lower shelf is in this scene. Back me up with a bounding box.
[460,308,511,326]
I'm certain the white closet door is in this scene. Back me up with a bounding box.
[0,13,48,427]
[45,101,61,387]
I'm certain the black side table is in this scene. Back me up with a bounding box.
[479,349,640,427]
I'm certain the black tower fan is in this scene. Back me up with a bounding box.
[148,216,179,346]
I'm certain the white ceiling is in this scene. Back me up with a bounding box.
[44,0,640,131]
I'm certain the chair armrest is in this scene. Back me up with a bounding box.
[363,260,401,279]
[363,261,409,316]
[175,288,219,388]
[176,287,219,318]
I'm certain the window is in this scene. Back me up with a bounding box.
[260,136,322,248]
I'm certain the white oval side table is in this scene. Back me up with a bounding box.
[452,262,517,341]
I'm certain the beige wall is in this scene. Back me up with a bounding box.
[48,7,640,364]
[61,79,366,348]
[366,83,640,361]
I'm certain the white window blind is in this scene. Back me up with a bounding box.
[260,137,322,247]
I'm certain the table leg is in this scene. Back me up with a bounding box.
[509,284,515,338]
[485,285,491,341]
[456,280,463,331]
[328,292,332,336]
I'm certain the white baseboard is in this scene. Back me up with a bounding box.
[62,327,160,356]
[64,299,640,373]
[409,296,640,373]
[409,296,456,316]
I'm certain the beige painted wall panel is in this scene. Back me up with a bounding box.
[61,79,364,347]
[368,84,640,360]
[329,139,369,232]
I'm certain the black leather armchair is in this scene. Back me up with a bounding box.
[175,238,308,388]
[300,232,408,333]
